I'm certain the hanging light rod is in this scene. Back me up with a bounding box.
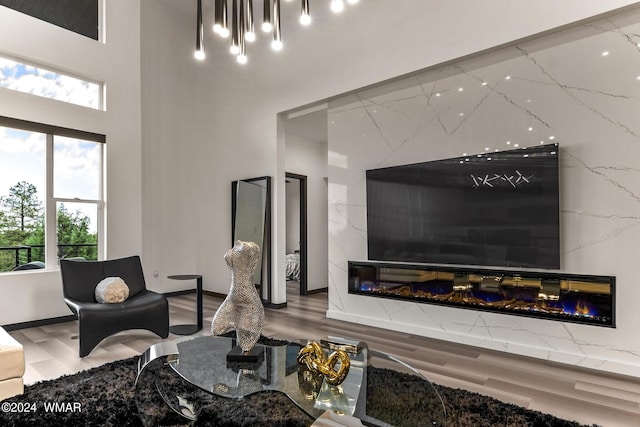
[195,0,205,60]
[195,0,359,64]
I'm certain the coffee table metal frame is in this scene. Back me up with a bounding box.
[136,335,446,426]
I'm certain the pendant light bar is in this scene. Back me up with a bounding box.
[271,0,282,51]
[300,0,310,26]
[238,0,248,63]
[245,0,256,42]
[213,0,222,33]
[195,0,205,60]
[230,0,239,54]
[199,0,358,64]
[220,0,229,37]
[262,0,272,32]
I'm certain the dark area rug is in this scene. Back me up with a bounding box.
[0,339,598,427]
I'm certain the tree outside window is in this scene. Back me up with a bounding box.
[0,122,104,272]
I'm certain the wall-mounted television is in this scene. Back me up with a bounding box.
[366,144,560,269]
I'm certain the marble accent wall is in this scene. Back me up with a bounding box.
[327,8,640,377]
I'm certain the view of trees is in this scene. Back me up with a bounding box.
[0,181,97,272]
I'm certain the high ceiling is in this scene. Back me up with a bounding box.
[155,0,333,144]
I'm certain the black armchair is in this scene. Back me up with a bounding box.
[60,256,169,357]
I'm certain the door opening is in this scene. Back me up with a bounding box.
[285,173,308,295]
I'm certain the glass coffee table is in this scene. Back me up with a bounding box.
[135,335,446,426]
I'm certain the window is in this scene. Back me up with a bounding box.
[0,56,103,110]
[0,117,105,273]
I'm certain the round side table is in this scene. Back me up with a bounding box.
[168,274,203,335]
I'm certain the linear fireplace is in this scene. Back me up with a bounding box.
[348,261,615,327]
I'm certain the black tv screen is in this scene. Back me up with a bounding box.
[366,144,560,269]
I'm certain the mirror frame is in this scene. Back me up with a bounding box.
[231,176,272,305]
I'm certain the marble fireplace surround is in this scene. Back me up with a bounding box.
[327,8,640,377]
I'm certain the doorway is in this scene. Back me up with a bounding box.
[285,173,308,295]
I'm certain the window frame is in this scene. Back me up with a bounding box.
[0,116,105,271]
[0,53,105,110]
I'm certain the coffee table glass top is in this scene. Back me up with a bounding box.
[137,335,446,426]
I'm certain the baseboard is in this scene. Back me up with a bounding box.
[202,290,226,299]
[202,290,286,309]
[3,314,77,331]
[303,287,328,295]
[164,289,196,298]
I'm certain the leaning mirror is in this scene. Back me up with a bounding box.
[231,176,272,304]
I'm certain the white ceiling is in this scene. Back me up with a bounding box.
[157,0,330,143]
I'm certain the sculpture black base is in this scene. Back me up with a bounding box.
[226,345,263,363]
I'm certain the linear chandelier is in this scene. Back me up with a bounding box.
[195,0,360,64]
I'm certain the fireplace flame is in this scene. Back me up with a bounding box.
[574,299,592,317]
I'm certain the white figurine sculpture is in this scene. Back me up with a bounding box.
[211,240,264,354]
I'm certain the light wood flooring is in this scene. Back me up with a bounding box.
[8,283,640,427]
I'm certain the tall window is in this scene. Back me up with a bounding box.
[0,117,105,273]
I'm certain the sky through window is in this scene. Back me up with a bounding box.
[0,57,101,109]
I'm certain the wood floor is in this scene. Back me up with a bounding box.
[8,283,640,427]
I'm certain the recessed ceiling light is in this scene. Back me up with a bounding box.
[505,75,511,80]
[435,93,441,97]
[528,127,533,131]
[514,144,520,147]
[459,113,464,116]
[481,82,488,86]
[549,136,555,140]
[458,87,464,92]
[602,51,609,56]
[506,141,511,145]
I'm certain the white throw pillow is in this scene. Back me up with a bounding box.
[95,277,130,303]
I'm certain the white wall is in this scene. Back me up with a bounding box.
[0,0,143,325]
[142,0,640,310]
[327,7,640,377]
[285,133,328,292]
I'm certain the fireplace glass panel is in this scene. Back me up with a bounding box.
[348,262,614,327]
